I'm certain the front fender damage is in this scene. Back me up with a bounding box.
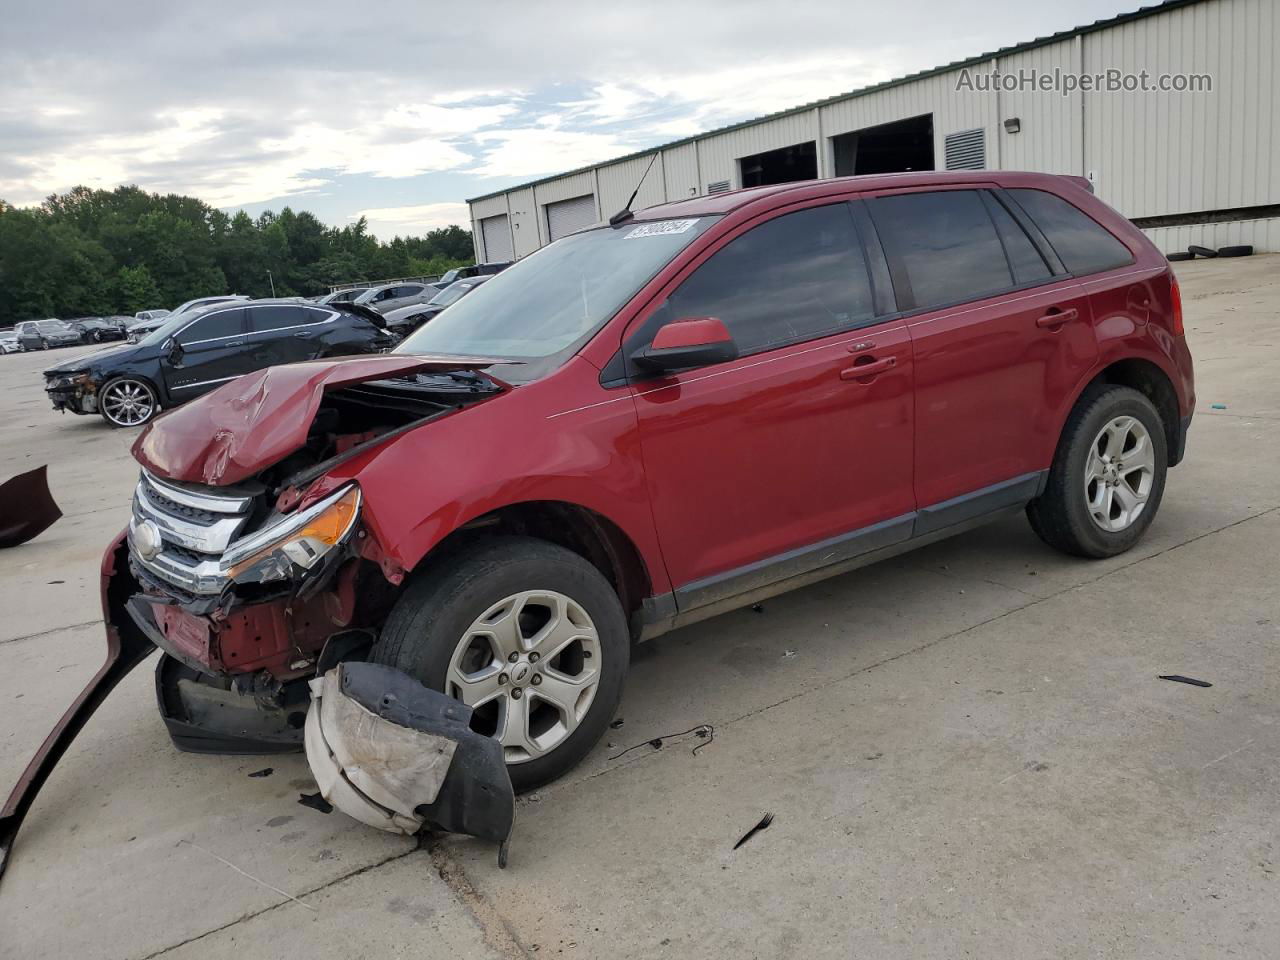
[305,663,515,867]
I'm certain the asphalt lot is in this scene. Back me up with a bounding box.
[1,255,1278,959]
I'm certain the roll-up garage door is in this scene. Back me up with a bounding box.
[480,214,514,262]
[545,194,597,242]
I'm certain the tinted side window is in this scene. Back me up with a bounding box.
[249,305,311,333]
[983,193,1052,285]
[869,190,1012,310]
[178,308,243,343]
[1007,188,1134,275]
[665,203,875,356]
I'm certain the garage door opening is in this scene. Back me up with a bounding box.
[545,194,598,242]
[738,141,818,188]
[832,114,934,176]
[479,214,513,263]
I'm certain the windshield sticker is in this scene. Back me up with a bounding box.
[623,219,700,239]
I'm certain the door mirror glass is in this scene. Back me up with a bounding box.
[636,317,738,374]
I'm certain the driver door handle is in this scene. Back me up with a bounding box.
[840,355,897,381]
[225,340,246,347]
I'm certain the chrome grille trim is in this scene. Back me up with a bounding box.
[134,482,249,553]
[131,472,261,594]
[142,470,255,514]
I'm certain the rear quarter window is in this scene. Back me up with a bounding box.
[869,190,1014,310]
[1007,188,1134,276]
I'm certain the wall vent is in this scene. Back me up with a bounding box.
[707,179,731,194]
[944,128,986,170]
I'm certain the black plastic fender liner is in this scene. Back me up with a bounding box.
[0,535,155,886]
[307,662,515,867]
[0,466,62,548]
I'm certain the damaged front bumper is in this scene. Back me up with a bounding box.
[0,534,156,882]
[44,374,98,415]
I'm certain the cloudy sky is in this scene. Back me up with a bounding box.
[2,0,1139,237]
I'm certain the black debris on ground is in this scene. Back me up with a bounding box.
[248,768,274,778]
[1159,674,1213,688]
[298,792,334,814]
[733,813,774,850]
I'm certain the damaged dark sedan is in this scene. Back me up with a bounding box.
[44,299,398,427]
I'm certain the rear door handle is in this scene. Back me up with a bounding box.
[1036,307,1080,328]
[225,340,246,347]
[293,332,309,338]
[840,356,897,381]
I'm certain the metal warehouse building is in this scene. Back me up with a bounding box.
[467,0,1277,260]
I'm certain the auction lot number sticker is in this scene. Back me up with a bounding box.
[624,219,700,239]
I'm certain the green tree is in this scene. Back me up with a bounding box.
[0,185,473,323]
[115,264,162,313]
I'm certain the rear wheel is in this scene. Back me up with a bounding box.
[99,377,159,428]
[372,536,629,792]
[1027,384,1168,558]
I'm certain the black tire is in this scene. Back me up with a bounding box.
[1166,252,1193,262]
[40,339,49,350]
[1027,384,1168,558]
[1187,244,1218,259]
[1217,245,1253,258]
[372,536,629,792]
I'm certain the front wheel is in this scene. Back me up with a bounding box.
[99,377,160,428]
[1027,383,1168,558]
[372,536,629,792]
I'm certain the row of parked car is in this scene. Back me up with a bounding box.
[315,261,509,335]
[3,263,510,355]
[38,271,502,427]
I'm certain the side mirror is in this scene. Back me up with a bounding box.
[635,317,738,374]
[163,337,182,360]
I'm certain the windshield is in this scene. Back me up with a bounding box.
[397,217,718,377]
[439,269,460,284]
[427,282,473,307]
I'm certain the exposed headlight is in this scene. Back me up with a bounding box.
[223,485,361,585]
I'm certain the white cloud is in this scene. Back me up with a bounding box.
[351,201,471,236]
[469,128,641,179]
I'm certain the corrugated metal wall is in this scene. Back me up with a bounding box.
[469,0,1276,256]
[1083,0,1277,218]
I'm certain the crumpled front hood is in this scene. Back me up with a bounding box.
[132,355,509,486]
[43,343,148,375]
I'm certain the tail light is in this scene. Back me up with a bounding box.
[1169,274,1185,337]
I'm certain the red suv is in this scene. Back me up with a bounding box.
[110,171,1194,791]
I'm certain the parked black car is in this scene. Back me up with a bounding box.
[435,261,511,288]
[380,275,492,336]
[127,295,250,342]
[44,299,397,427]
[69,316,130,344]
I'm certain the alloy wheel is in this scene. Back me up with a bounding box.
[101,379,156,427]
[1085,415,1155,532]
[446,590,602,763]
